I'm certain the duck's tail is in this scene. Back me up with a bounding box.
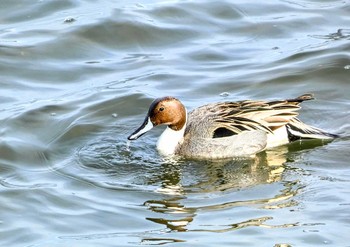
[286,118,339,142]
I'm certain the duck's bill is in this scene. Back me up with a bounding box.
[128,117,154,140]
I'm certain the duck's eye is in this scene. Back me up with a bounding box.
[159,107,164,112]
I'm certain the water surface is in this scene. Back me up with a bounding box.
[1,0,350,246]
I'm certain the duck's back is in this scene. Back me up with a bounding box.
[175,94,337,159]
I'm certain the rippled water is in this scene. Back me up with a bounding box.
[1,0,350,246]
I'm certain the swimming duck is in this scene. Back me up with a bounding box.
[128,94,337,159]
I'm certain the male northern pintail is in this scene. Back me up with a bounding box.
[128,94,338,159]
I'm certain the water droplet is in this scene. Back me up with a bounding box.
[126,140,131,152]
[220,92,230,97]
[344,65,350,70]
[64,17,76,23]
[274,244,292,247]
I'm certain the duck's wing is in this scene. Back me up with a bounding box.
[188,94,314,139]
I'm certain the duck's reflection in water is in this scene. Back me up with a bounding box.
[143,145,302,238]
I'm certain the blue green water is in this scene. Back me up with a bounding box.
[0,1,349,246]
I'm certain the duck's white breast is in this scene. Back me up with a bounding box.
[157,127,185,155]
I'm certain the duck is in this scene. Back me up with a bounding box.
[128,94,338,159]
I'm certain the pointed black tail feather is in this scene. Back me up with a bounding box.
[287,93,315,104]
[286,118,339,142]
